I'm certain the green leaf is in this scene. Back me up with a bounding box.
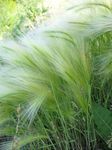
[93,103,112,142]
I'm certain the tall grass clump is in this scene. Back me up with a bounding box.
[0,0,112,149]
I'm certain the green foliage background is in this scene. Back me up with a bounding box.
[0,0,46,38]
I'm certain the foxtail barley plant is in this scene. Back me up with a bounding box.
[0,0,112,149]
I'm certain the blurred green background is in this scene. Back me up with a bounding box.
[0,0,47,39]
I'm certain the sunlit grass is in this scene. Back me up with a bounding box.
[0,0,112,149]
